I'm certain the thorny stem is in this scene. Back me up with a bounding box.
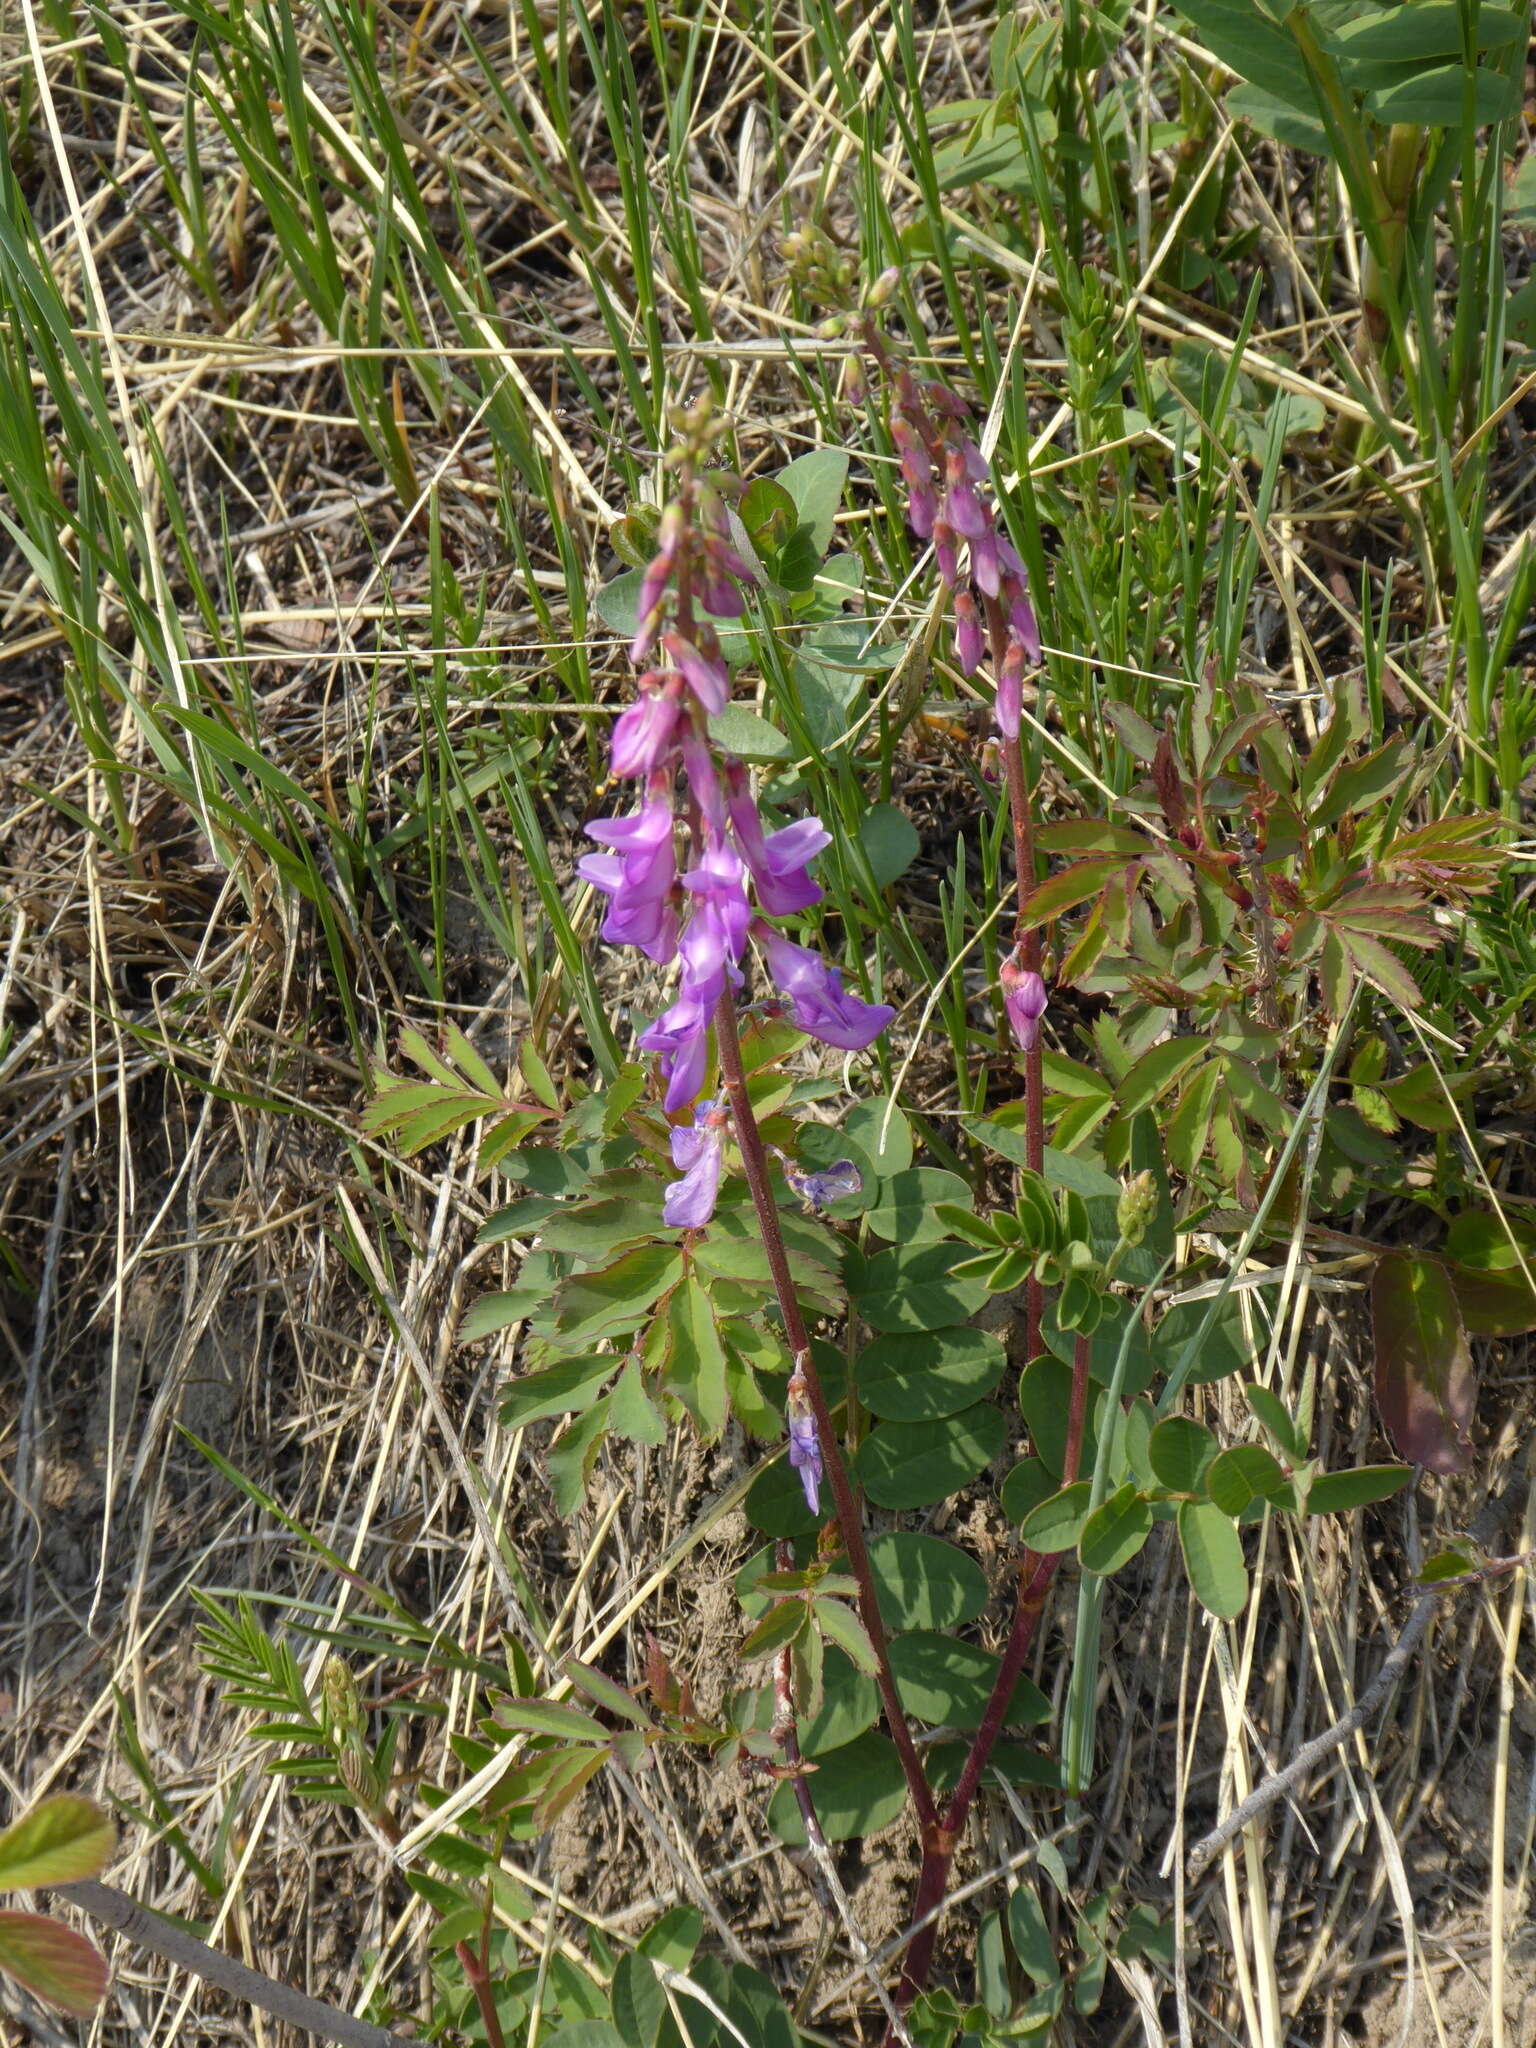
[713,992,937,1832]
[882,1333,1093,2035]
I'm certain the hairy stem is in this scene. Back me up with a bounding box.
[713,993,936,1830]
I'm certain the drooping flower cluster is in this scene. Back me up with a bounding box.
[863,308,1041,742]
[579,401,893,1229]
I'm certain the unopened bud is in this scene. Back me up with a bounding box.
[1117,1169,1158,1247]
[322,1656,363,1740]
[866,265,901,308]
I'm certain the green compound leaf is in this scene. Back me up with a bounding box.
[1077,1483,1154,1576]
[1305,1465,1412,1515]
[857,1404,1007,1509]
[1148,1415,1219,1495]
[0,1796,115,1891]
[867,1532,990,1631]
[499,1355,616,1430]
[864,1169,973,1245]
[1178,1499,1248,1618]
[854,1325,1008,1421]
[768,1730,906,1844]
[888,1632,1050,1730]
[1020,1480,1094,1555]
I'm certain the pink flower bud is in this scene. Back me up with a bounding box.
[932,518,959,589]
[1001,958,1048,1054]
[954,591,984,676]
[995,638,1025,740]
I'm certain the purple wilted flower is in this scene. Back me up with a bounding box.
[995,639,1026,742]
[664,1098,728,1229]
[774,1148,863,1211]
[1001,955,1048,1053]
[759,927,894,1050]
[785,1377,822,1514]
[954,591,984,677]
[578,797,679,963]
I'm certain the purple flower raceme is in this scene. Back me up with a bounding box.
[584,403,895,1233]
[865,324,1043,741]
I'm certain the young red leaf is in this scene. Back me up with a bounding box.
[0,1910,108,2017]
[1371,1254,1475,1474]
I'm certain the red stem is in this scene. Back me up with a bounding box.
[1000,726,1045,1361]
[713,994,937,1832]
[881,1332,1092,2034]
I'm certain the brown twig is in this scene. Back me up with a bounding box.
[55,1881,429,2048]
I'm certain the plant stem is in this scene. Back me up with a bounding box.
[55,1881,429,2048]
[713,992,937,1831]
[1001,729,1045,1360]
[881,1332,1093,2031]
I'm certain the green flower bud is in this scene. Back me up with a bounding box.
[1117,1170,1158,1247]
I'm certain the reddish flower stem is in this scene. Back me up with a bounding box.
[881,1332,1092,2035]
[713,993,937,1833]
[1000,726,1045,1363]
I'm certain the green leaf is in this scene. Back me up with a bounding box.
[1326,1,1527,62]
[844,1097,913,1176]
[1206,1444,1289,1516]
[1000,1457,1057,1528]
[665,1277,728,1440]
[1371,1254,1475,1475]
[777,447,850,554]
[635,1905,701,1968]
[555,1246,684,1345]
[864,1169,972,1245]
[887,1633,1051,1730]
[855,1324,1008,1421]
[867,1532,989,1630]
[608,1356,667,1446]
[0,1910,109,2017]
[1019,855,1130,927]
[1243,1383,1306,1461]
[1019,1480,1094,1555]
[1173,0,1320,110]
[1020,1354,1099,1480]
[745,1455,823,1537]
[739,1599,808,1662]
[0,1796,115,1890]
[494,1698,606,1742]
[499,1355,616,1430]
[1305,1465,1412,1514]
[852,1243,992,1333]
[1177,1500,1248,1618]
[708,703,794,762]
[1364,62,1522,125]
[546,1401,611,1517]
[815,1598,880,1678]
[1115,1037,1208,1117]
[1147,1415,1219,1495]
[858,800,922,889]
[857,1403,1007,1509]
[564,1660,651,1728]
[1007,1882,1061,1987]
[1077,1484,1154,1576]
[768,1730,906,1845]
[610,1952,666,2048]
[539,1195,665,1259]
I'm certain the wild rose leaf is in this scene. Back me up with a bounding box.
[0,1911,108,2017]
[1371,1254,1475,1474]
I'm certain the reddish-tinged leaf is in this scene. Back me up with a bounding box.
[0,1796,115,1889]
[1020,857,1134,929]
[1151,729,1190,833]
[1371,1254,1475,1474]
[1334,928,1424,1011]
[0,1910,108,2017]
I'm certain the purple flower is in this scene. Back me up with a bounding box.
[785,1381,822,1514]
[995,638,1025,741]
[942,456,987,541]
[932,518,959,590]
[681,835,752,965]
[970,528,1001,599]
[777,1152,863,1210]
[611,682,682,777]
[1009,591,1042,665]
[639,991,711,1111]
[663,1100,726,1229]
[629,505,683,663]
[579,800,678,963]
[759,928,894,1050]
[1001,957,1047,1054]
[663,628,730,716]
[724,761,829,914]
